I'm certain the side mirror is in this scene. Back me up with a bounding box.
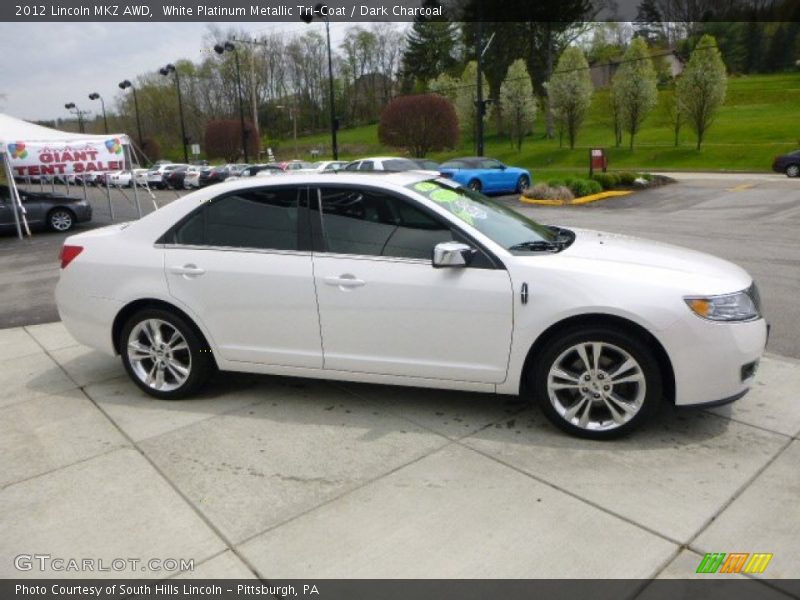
[432,241,475,268]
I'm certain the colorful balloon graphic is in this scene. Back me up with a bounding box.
[105,138,123,155]
[8,142,28,159]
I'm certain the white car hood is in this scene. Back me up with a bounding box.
[557,228,752,293]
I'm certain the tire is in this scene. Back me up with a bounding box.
[786,164,799,178]
[516,175,530,193]
[468,179,482,192]
[119,308,214,400]
[47,208,75,232]
[529,326,662,439]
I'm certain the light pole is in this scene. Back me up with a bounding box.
[277,105,298,158]
[214,41,249,163]
[159,63,189,163]
[301,3,338,160]
[64,102,88,133]
[88,92,108,134]
[118,80,144,147]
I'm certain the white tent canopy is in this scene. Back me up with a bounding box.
[0,112,130,146]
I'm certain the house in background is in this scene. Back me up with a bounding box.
[589,50,685,88]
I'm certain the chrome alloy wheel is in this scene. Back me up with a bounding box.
[546,341,646,432]
[126,319,191,392]
[50,210,73,231]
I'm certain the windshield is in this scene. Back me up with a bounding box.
[407,179,556,248]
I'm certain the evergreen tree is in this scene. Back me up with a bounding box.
[400,2,459,86]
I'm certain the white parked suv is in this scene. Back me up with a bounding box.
[55,172,767,438]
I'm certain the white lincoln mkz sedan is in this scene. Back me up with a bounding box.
[55,172,767,438]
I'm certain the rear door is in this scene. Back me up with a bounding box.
[164,185,323,367]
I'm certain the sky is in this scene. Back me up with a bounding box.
[0,21,370,123]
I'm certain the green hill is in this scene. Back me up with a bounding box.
[277,73,800,178]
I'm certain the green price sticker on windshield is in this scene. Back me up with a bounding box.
[413,181,438,193]
[429,189,460,204]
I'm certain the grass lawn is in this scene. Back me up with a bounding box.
[275,73,800,178]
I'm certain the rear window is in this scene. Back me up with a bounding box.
[383,159,418,171]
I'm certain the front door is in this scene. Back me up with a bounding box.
[311,185,513,384]
[164,185,322,368]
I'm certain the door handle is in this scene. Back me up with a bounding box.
[324,274,365,289]
[169,264,205,278]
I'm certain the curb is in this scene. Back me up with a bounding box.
[520,190,633,207]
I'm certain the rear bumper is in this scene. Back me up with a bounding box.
[55,283,120,356]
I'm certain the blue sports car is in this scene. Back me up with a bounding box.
[438,157,532,194]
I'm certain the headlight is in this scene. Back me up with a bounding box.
[684,285,761,322]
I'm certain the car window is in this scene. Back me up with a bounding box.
[173,187,299,251]
[358,161,374,171]
[440,160,465,169]
[314,187,454,259]
[383,159,417,171]
[481,159,503,169]
[344,162,360,171]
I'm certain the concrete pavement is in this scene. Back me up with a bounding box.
[1,321,799,589]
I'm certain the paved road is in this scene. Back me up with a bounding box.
[1,174,799,358]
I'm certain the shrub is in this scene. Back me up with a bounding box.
[642,172,653,181]
[586,179,603,194]
[618,171,637,186]
[547,179,565,188]
[378,94,459,157]
[524,183,574,201]
[591,173,614,190]
[205,119,259,162]
[569,179,592,197]
[552,186,575,201]
[527,183,550,199]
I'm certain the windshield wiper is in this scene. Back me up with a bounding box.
[508,240,564,252]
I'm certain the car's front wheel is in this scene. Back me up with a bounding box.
[516,175,530,193]
[530,326,662,439]
[120,308,214,400]
[468,179,482,192]
[786,164,799,178]
[47,208,75,232]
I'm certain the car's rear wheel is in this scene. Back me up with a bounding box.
[468,179,482,192]
[516,175,530,193]
[120,308,214,400]
[47,208,75,232]
[786,164,799,178]
[530,326,662,439]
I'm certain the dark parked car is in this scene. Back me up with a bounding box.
[772,150,800,177]
[164,166,190,189]
[198,166,230,187]
[412,158,440,171]
[0,184,92,233]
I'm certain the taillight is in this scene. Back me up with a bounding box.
[60,245,83,269]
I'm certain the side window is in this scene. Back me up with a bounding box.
[358,161,374,171]
[315,187,454,259]
[172,187,300,251]
[481,159,503,169]
[344,162,360,171]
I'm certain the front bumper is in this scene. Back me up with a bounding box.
[658,316,767,406]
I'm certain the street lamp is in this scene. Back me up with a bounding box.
[118,79,144,148]
[159,63,189,163]
[214,41,249,163]
[301,4,338,160]
[64,102,87,133]
[88,92,108,134]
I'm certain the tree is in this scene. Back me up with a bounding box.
[611,37,658,149]
[378,94,459,157]
[660,87,683,147]
[204,120,259,162]
[497,60,537,151]
[677,34,728,150]
[430,61,487,144]
[608,86,624,148]
[548,46,593,149]
[400,2,459,86]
